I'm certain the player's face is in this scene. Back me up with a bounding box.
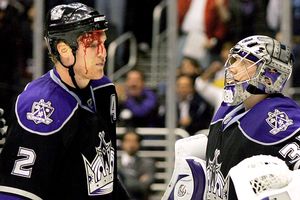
[225,55,257,85]
[74,30,107,80]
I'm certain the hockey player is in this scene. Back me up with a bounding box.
[163,35,300,200]
[0,3,129,200]
[206,35,299,199]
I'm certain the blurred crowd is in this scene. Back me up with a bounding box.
[116,0,300,136]
[2,0,300,128]
[0,0,300,135]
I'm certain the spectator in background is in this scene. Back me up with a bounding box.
[118,69,159,127]
[118,129,155,200]
[175,75,214,135]
[203,41,233,88]
[204,0,230,61]
[178,0,210,68]
[176,56,203,81]
[158,56,203,102]
[177,0,192,28]
[194,42,233,113]
[195,74,223,114]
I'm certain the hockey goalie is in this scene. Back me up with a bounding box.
[162,35,300,200]
[162,134,300,200]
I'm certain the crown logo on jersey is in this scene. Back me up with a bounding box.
[207,149,229,199]
[82,131,115,196]
[26,99,54,125]
[266,109,293,135]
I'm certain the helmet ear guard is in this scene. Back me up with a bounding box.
[223,35,294,106]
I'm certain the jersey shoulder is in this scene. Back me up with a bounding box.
[211,102,237,123]
[16,71,78,135]
[239,96,300,145]
[90,75,114,90]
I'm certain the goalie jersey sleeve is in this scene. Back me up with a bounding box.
[205,96,300,200]
[0,69,124,200]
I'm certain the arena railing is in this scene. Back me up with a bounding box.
[116,127,190,199]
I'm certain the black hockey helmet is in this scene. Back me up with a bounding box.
[44,2,108,57]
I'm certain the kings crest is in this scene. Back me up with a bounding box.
[266,109,293,135]
[26,99,54,125]
[82,131,115,196]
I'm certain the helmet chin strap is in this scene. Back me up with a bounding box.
[246,84,266,94]
[56,50,81,90]
[68,64,81,90]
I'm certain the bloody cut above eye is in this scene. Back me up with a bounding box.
[79,30,104,49]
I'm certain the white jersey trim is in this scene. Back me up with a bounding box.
[93,83,114,90]
[0,186,43,200]
[238,121,300,146]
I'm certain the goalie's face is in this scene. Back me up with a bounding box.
[225,54,257,86]
[223,52,262,106]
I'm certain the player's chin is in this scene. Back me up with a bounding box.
[90,70,104,80]
[95,73,104,80]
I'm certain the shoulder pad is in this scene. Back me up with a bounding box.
[239,97,300,145]
[16,73,78,135]
[211,102,237,123]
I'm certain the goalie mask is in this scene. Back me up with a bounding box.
[223,35,294,106]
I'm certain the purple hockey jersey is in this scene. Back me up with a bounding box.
[0,69,124,200]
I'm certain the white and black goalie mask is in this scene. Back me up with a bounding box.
[223,35,293,106]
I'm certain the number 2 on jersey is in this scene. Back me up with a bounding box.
[11,147,36,178]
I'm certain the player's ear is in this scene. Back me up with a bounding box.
[56,42,75,67]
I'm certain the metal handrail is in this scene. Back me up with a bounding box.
[107,32,137,81]
[151,0,167,85]
[116,127,190,196]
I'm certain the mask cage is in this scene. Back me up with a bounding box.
[224,50,266,87]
